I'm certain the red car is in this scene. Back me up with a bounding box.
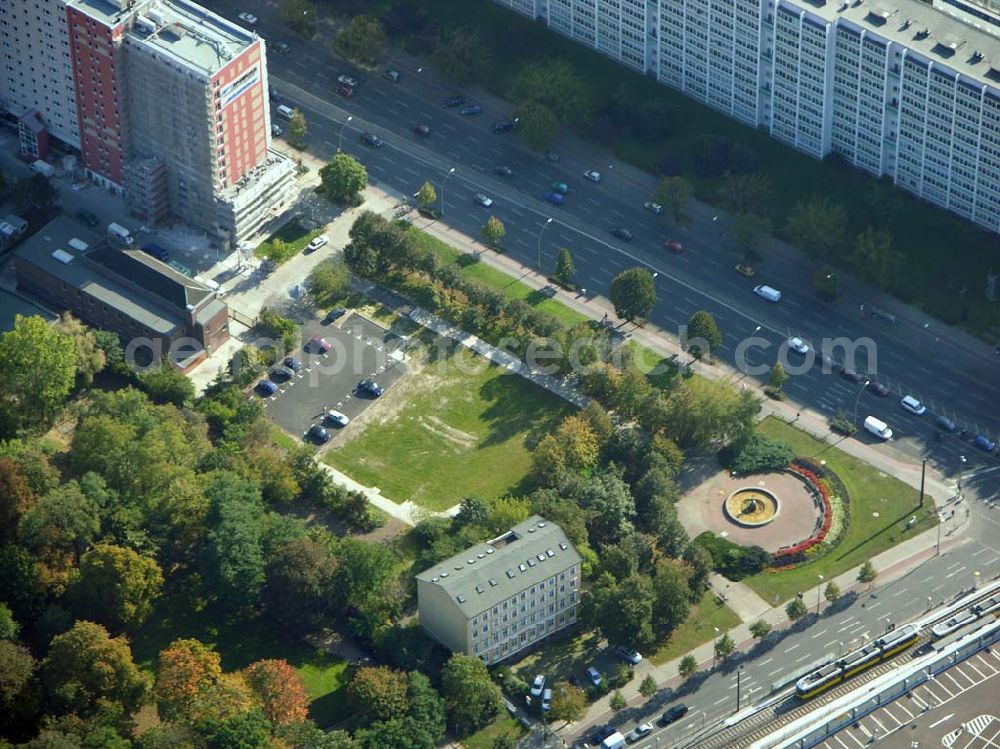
[306,337,331,354]
[336,84,353,99]
[665,239,684,253]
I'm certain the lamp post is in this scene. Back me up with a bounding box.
[958,454,967,494]
[817,574,824,614]
[337,115,352,152]
[536,217,553,272]
[736,665,745,712]
[826,273,839,299]
[713,626,721,667]
[936,512,945,555]
[441,167,456,217]
[853,379,871,427]
[975,570,981,590]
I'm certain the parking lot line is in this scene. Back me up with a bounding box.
[881,705,906,725]
[966,660,987,679]
[909,691,929,710]
[975,654,998,673]
[944,672,965,692]
[869,715,889,734]
[893,700,914,719]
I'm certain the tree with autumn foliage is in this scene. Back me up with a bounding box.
[242,659,309,725]
[0,457,35,542]
[154,638,223,720]
[348,665,410,724]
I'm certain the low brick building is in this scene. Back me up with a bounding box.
[15,216,229,371]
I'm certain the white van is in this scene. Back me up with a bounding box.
[275,104,295,120]
[864,415,893,441]
[753,285,782,302]
[601,732,626,749]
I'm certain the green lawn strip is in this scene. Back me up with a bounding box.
[648,590,741,666]
[325,343,571,510]
[740,417,938,603]
[462,715,528,749]
[131,592,350,727]
[511,628,603,686]
[254,217,324,265]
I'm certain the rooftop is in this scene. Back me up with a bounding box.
[416,516,581,618]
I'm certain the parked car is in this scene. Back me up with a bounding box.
[358,379,384,397]
[644,201,663,215]
[817,353,843,373]
[383,69,400,82]
[664,239,683,253]
[305,234,328,253]
[935,415,958,432]
[583,169,602,183]
[867,380,890,396]
[734,262,757,278]
[972,434,996,452]
[412,123,431,136]
[551,181,570,195]
[256,380,278,396]
[306,337,331,354]
[901,395,927,415]
[586,667,603,687]
[530,675,545,698]
[361,132,383,148]
[786,337,810,355]
[495,166,513,178]
[626,724,653,743]
[441,95,465,108]
[76,208,99,227]
[337,74,359,88]
[589,725,617,745]
[336,84,353,99]
[610,227,633,242]
[459,104,483,115]
[658,704,689,726]
[324,307,347,324]
[614,646,642,664]
[493,120,516,133]
[237,11,257,24]
[473,193,494,208]
[840,368,866,384]
[272,41,291,55]
[283,357,302,372]
[541,688,552,712]
[543,191,564,206]
[271,123,283,136]
[307,424,330,444]
[325,410,350,427]
[270,365,295,380]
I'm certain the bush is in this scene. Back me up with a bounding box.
[694,532,770,581]
[728,434,794,474]
[830,411,857,436]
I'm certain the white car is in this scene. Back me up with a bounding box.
[626,724,653,743]
[337,74,359,88]
[644,201,664,214]
[306,235,329,252]
[787,336,810,355]
[900,395,927,415]
[530,674,545,698]
[325,409,350,427]
[586,666,603,687]
[473,193,494,208]
[237,12,257,24]
[584,169,602,183]
[271,124,282,136]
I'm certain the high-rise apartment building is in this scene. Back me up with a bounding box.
[1,0,294,245]
[489,0,1000,234]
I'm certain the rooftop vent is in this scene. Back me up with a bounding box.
[537,554,546,562]
[477,553,486,559]
[489,579,498,587]
[455,565,463,571]
[457,594,466,603]
[431,577,439,582]
[971,50,984,63]
[559,542,568,550]
[538,522,547,528]
[52,249,74,264]
[527,558,537,567]
[67,238,88,251]
[519,563,527,572]
[546,549,555,557]
[901,18,911,29]
[440,572,449,578]
[527,528,536,533]
[916,27,931,39]
[486,548,495,554]
[476,584,485,593]
[507,570,516,578]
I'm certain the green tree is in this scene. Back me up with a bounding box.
[0,458,35,543]
[749,619,772,640]
[610,268,657,322]
[263,538,336,635]
[41,621,149,718]
[639,673,658,699]
[332,539,403,642]
[514,100,559,152]
[548,681,585,723]
[306,257,351,308]
[440,654,503,735]
[0,602,18,641]
[336,16,386,65]
[432,26,493,86]
[660,377,760,449]
[492,734,518,749]
[554,248,575,285]
[768,362,788,393]
[653,176,693,223]
[824,580,841,603]
[511,59,591,124]
[481,215,506,249]
[320,153,368,204]
[678,654,698,680]
[54,313,106,386]
[719,172,775,216]
[814,265,839,301]
[852,227,901,289]
[19,480,101,589]
[415,181,437,209]
[785,196,848,259]
[714,632,735,663]
[785,596,808,621]
[609,690,626,712]
[733,212,772,260]
[347,666,410,724]
[199,710,271,749]
[137,364,195,407]
[406,671,446,743]
[71,544,163,631]
[651,559,691,637]
[584,573,654,649]
[288,109,307,149]
[686,310,722,361]
[858,561,877,590]
[280,0,316,37]
[0,639,35,710]
[13,174,59,223]
[0,315,78,435]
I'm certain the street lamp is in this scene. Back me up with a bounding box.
[958,454,967,494]
[337,115,353,152]
[817,574,824,614]
[975,570,981,590]
[853,379,871,427]
[440,167,456,217]
[936,512,945,555]
[536,217,553,272]
[713,626,721,667]
[826,273,839,299]
[736,665,745,712]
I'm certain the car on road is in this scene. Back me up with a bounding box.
[735,262,757,278]
[358,378,384,397]
[935,415,958,432]
[493,120,516,133]
[412,123,430,136]
[360,132,383,148]
[644,201,663,215]
[442,95,465,108]
[867,380,890,397]
[305,234,329,253]
[551,181,570,195]
[337,74,359,88]
[611,227,633,242]
[325,410,350,427]
[495,166,513,178]
[840,368,866,384]
[324,307,347,324]
[787,337,810,355]
[283,357,302,372]
[614,646,642,664]
[973,434,997,452]
[459,104,483,115]
[583,169,602,183]
[272,41,291,55]
[383,69,400,82]
[589,725,617,745]
[541,688,552,712]
[336,84,353,99]
[256,380,278,396]
[626,724,653,743]
[543,191,564,206]
[237,11,257,24]
[76,208,100,227]
[586,666,603,687]
[664,239,684,253]
[530,675,545,698]
[269,89,284,103]
[901,395,927,415]
[271,123,283,136]
[307,424,330,444]
[658,704,688,727]
[817,353,843,373]
[306,337,331,354]
[473,193,494,208]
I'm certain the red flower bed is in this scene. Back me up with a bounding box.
[770,465,833,566]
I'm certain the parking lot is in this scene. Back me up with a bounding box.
[258,312,408,444]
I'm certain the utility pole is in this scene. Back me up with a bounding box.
[919,459,926,508]
[736,665,744,711]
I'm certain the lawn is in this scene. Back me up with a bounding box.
[132,590,351,727]
[324,340,572,510]
[254,216,324,265]
[462,715,527,749]
[741,417,939,602]
[648,590,741,666]
[511,628,604,686]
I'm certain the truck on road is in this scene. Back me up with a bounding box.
[107,222,134,245]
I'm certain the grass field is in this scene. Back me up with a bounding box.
[462,715,528,749]
[740,417,939,602]
[325,340,572,510]
[648,590,742,666]
[254,217,324,266]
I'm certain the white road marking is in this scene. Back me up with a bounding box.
[929,714,955,729]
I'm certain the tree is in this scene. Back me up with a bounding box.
[481,215,506,249]
[686,310,722,361]
[824,580,841,603]
[41,621,149,718]
[714,632,735,663]
[548,681,585,723]
[554,248,575,285]
[678,654,698,680]
[13,174,59,224]
[19,480,101,591]
[610,268,656,322]
[584,573,654,649]
[154,638,223,721]
[137,364,195,407]
[71,544,163,631]
[320,153,368,204]
[609,690,627,713]
[510,59,592,124]
[415,181,437,209]
[785,596,808,621]
[852,227,901,289]
[768,362,788,394]
[639,673,658,699]
[653,176,693,223]
[719,172,774,216]
[198,710,271,749]
[433,26,493,86]
[0,602,18,641]
[492,734,518,749]
[406,671,446,743]
[306,257,351,308]
[785,196,848,259]
[733,212,772,260]
[336,15,386,65]
[347,666,410,724]
[858,561,877,591]
[288,109,307,149]
[514,100,559,152]
[243,659,309,725]
[0,458,35,542]
[0,639,35,709]
[280,0,316,37]
[263,538,336,635]
[652,559,691,637]
[814,265,839,301]
[440,654,503,735]
[0,315,78,435]
[660,377,760,449]
[332,539,403,642]
[54,313,106,386]
[749,620,772,640]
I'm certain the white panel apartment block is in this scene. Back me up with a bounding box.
[547,0,651,71]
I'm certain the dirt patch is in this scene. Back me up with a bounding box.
[420,414,477,450]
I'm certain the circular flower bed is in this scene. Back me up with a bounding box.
[769,459,849,568]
